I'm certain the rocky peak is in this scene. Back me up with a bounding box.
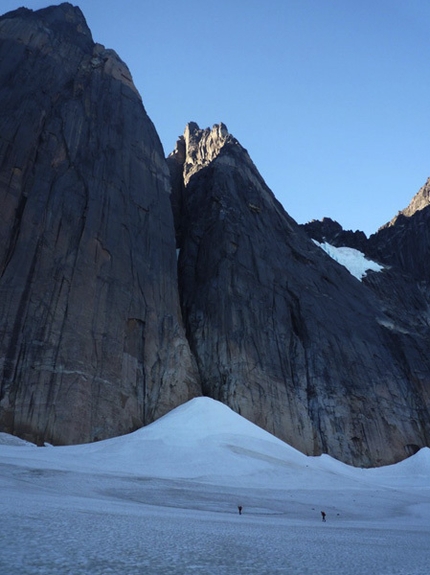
[383,177,430,228]
[301,217,368,252]
[402,176,430,215]
[167,122,298,249]
[0,3,93,45]
[168,122,238,247]
[363,177,430,281]
[168,121,430,467]
[169,122,231,185]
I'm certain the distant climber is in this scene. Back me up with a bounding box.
[321,511,326,522]
[238,506,243,515]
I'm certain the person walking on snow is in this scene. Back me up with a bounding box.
[321,511,326,522]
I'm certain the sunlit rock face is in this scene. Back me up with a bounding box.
[168,122,430,467]
[366,178,430,282]
[0,4,201,445]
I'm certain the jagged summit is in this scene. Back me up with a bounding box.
[301,217,368,252]
[169,122,233,185]
[383,176,430,228]
[167,121,292,248]
[168,121,294,238]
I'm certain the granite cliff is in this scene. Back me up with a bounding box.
[0,4,200,445]
[168,123,430,466]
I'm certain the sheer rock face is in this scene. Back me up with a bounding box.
[168,123,430,467]
[0,4,201,445]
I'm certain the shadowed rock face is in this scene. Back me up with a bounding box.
[0,4,201,444]
[168,123,430,467]
[303,179,430,283]
[302,184,430,350]
[301,218,368,253]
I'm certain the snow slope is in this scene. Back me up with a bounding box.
[1,397,429,574]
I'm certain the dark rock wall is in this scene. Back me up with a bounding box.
[169,123,430,467]
[301,218,368,252]
[368,209,430,283]
[0,4,200,445]
[303,179,430,283]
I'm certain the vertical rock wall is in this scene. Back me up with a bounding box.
[0,4,200,444]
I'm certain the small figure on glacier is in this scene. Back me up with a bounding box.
[321,511,326,522]
[238,505,243,515]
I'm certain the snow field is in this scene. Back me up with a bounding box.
[1,398,429,574]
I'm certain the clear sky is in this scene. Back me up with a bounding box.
[2,0,430,236]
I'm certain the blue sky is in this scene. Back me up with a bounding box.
[2,0,430,235]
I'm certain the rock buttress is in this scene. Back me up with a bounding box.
[168,122,430,467]
[0,4,201,444]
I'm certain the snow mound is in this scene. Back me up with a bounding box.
[1,397,429,493]
[0,398,306,486]
[365,447,430,488]
[0,432,36,447]
[141,397,298,447]
[73,397,310,484]
[313,240,383,280]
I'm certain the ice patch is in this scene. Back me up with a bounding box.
[313,240,383,280]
